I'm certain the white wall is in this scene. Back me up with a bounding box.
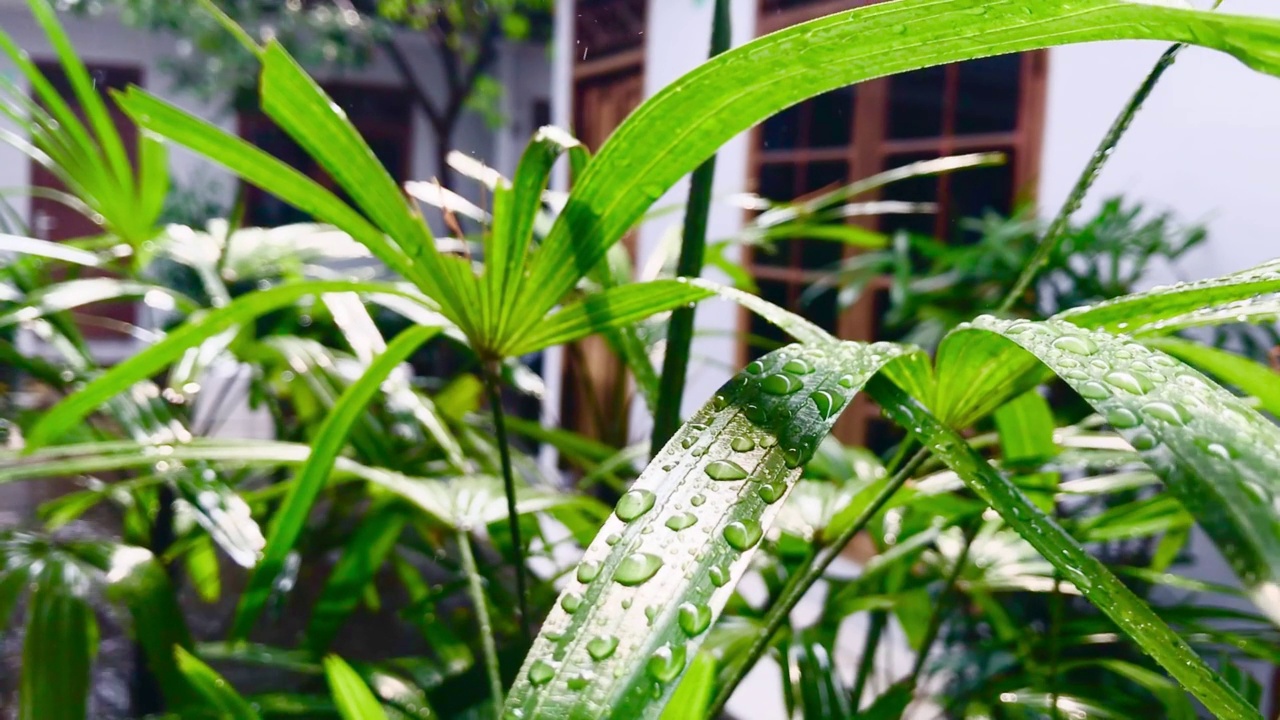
[1039,0,1280,286]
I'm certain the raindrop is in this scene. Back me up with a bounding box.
[709,566,730,587]
[711,394,728,410]
[761,373,803,395]
[616,489,656,521]
[528,659,556,686]
[705,460,749,481]
[1105,408,1140,429]
[587,635,619,661]
[690,494,707,507]
[757,483,785,504]
[678,602,712,636]
[666,512,698,531]
[1142,401,1190,425]
[759,435,778,448]
[783,358,814,374]
[576,561,601,583]
[1076,381,1110,400]
[1205,442,1233,461]
[647,644,687,683]
[1052,336,1098,356]
[615,553,663,586]
[645,605,659,624]
[723,520,763,550]
[1104,371,1154,395]
[566,672,593,690]
[743,404,767,424]
[731,436,756,452]
[745,360,765,374]
[810,390,841,420]
[1131,432,1158,451]
[605,533,622,546]
[561,593,583,612]
[782,446,805,468]
[838,374,856,388]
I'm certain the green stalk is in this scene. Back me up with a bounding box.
[649,0,732,455]
[483,364,530,643]
[848,610,886,710]
[706,448,929,716]
[906,524,977,689]
[457,529,504,719]
[1049,573,1063,720]
[998,43,1183,313]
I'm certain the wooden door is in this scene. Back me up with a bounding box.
[30,63,141,340]
[559,63,645,448]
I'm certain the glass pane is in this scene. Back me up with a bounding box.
[947,149,1015,243]
[879,153,939,239]
[887,66,946,139]
[799,161,849,270]
[757,162,797,202]
[806,87,855,148]
[762,104,802,151]
[955,55,1022,134]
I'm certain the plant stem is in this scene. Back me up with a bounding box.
[457,529,504,718]
[1049,573,1063,720]
[848,610,887,710]
[907,523,977,689]
[998,43,1183,314]
[483,363,530,643]
[649,0,732,456]
[707,448,929,716]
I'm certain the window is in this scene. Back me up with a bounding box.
[743,0,1047,445]
[239,83,412,227]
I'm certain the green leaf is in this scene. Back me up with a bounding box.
[1143,336,1280,417]
[306,506,407,653]
[502,342,913,720]
[935,316,1280,624]
[522,0,1280,329]
[506,279,713,356]
[20,560,97,720]
[232,324,440,639]
[114,88,427,291]
[0,233,101,266]
[1058,257,1280,334]
[175,646,261,720]
[993,389,1058,464]
[866,373,1259,719]
[0,278,197,329]
[25,280,436,449]
[658,652,716,720]
[324,655,390,720]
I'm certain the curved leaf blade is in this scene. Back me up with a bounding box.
[324,655,390,720]
[174,647,260,720]
[231,324,440,639]
[503,341,914,719]
[1144,336,1280,418]
[936,316,1280,624]
[524,0,1280,324]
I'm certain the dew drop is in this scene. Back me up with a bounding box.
[1130,432,1158,451]
[761,373,803,395]
[783,358,814,374]
[616,489,656,521]
[1142,401,1190,426]
[1205,442,1233,461]
[645,605,659,624]
[759,435,778,448]
[723,520,763,550]
[1105,408,1140,429]
[838,374,856,388]
[677,602,712,636]
[666,512,698,531]
[730,436,756,452]
[561,593,583,612]
[743,404,767,424]
[705,459,749,481]
[587,635,620,661]
[709,566,730,587]
[1052,336,1098,356]
[1076,381,1110,400]
[745,360,764,374]
[647,644,687,683]
[757,483,785,504]
[576,561,601,583]
[528,659,556,686]
[566,672,593,690]
[605,533,622,546]
[615,553,663,586]
[1104,371,1154,395]
[810,390,841,420]
[690,494,706,507]
[711,394,728,410]
[782,446,805,469]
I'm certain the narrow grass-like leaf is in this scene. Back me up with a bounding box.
[866,373,1258,719]
[658,652,716,720]
[523,0,1280,325]
[993,390,1057,464]
[502,341,914,719]
[175,647,261,720]
[25,280,436,449]
[324,655,390,720]
[232,324,440,639]
[0,279,196,329]
[935,316,1280,624]
[0,233,101,266]
[306,505,407,653]
[505,279,713,356]
[1144,336,1280,417]
[114,89,427,290]
[1058,257,1280,334]
[20,561,97,720]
